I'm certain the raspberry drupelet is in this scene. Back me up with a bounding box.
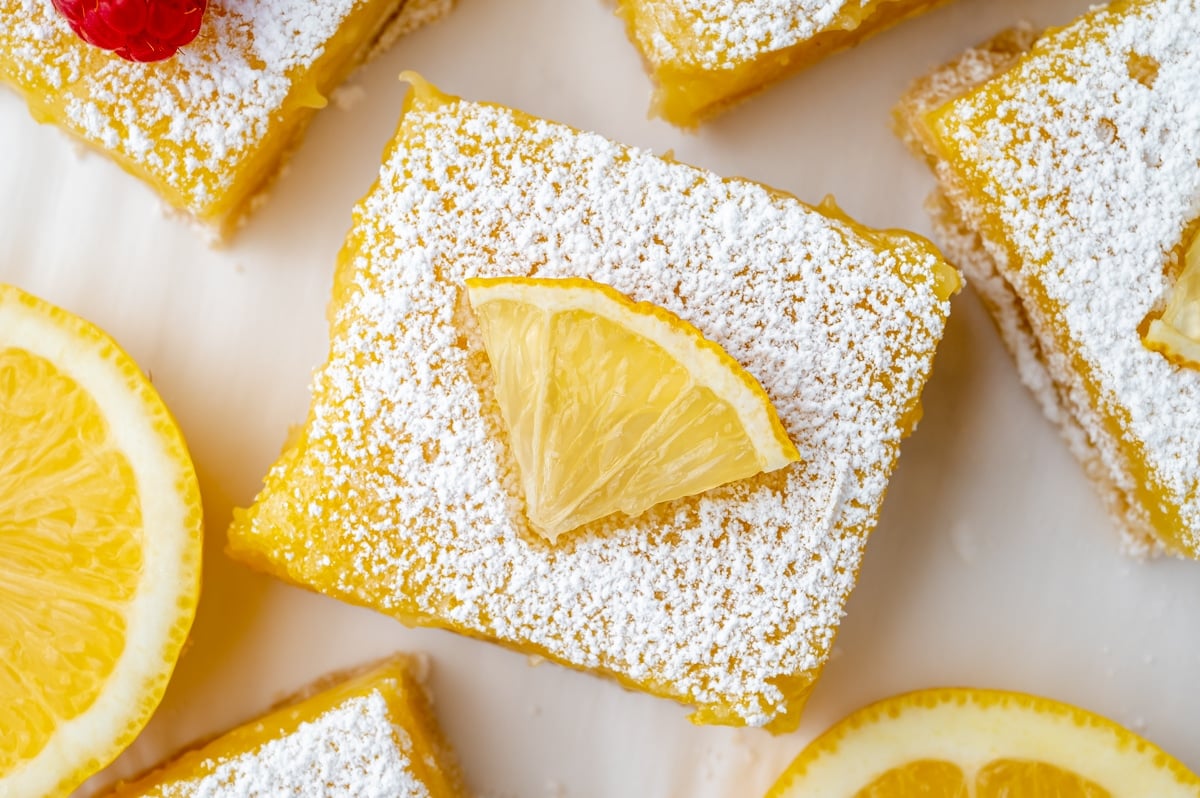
[51,0,207,62]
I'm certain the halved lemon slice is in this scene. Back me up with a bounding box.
[766,688,1200,797]
[0,285,202,798]
[1145,233,1200,369]
[465,276,799,542]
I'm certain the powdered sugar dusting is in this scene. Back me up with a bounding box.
[233,88,950,727]
[0,0,438,227]
[622,0,854,67]
[934,0,1200,552]
[151,692,430,798]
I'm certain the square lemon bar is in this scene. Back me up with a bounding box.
[617,0,952,126]
[102,656,465,797]
[896,0,1200,557]
[0,0,451,240]
[229,77,957,731]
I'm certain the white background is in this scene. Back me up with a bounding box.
[2,0,1197,795]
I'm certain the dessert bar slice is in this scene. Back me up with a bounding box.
[229,76,957,732]
[617,0,951,127]
[102,656,465,797]
[0,0,452,240]
[896,0,1200,557]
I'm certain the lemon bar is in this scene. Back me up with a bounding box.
[228,77,957,732]
[0,0,452,241]
[102,656,465,797]
[896,0,1200,557]
[617,0,951,127]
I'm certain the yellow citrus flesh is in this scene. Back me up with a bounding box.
[0,284,202,798]
[1145,233,1200,369]
[766,688,1200,798]
[464,276,799,542]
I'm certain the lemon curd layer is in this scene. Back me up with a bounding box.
[103,656,465,798]
[617,0,950,127]
[229,77,956,732]
[0,0,452,240]
[897,0,1200,557]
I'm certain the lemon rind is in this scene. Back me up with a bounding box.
[767,688,1200,796]
[0,284,202,798]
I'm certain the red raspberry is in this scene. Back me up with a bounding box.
[51,0,208,63]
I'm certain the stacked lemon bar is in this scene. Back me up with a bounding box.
[103,656,465,797]
[897,0,1200,557]
[0,0,451,239]
[229,77,957,731]
[617,0,952,126]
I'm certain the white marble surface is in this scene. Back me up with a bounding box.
[1,0,1196,795]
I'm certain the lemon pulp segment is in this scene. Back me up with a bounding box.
[466,276,799,541]
[0,348,142,771]
[1145,233,1200,368]
[0,284,201,798]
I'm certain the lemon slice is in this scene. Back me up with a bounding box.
[0,285,202,798]
[465,276,799,541]
[766,688,1200,797]
[1145,233,1200,368]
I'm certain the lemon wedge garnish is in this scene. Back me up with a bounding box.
[465,276,799,542]
[1145,234,1200,369]
[766,688,1200,797]
[0,284,202,798]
